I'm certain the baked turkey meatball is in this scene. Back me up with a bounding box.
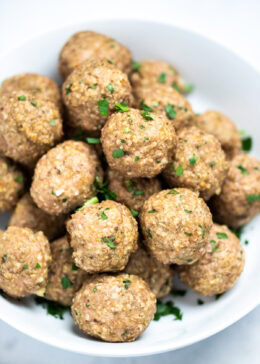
[130,60,185,93]
[31,140,103,216]
[179,223,245,296]
[210,153,260,228]
[0,91,63,166]
[66,200,138,273]
[8,193,66,240]
[72,274,156,342]
[107,168,162,213]
[0,157,24,212]
[124,247,174,298]
[62,58,133,134]
[140,188,213,265]
[195,111,241,159]
[101,108,176,178]
[59,31,132,80]
[163,126,229,200]
[0,73,61,110]
[134,85,194,130]
[0,227,51,298]
[45,236,88,306]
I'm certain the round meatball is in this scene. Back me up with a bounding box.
[130,60,185,93]
[0,157,24,212]
[0,91,63,166]
[31,140,103,216]
[62,58,133,134]
[107,168,162,213]
[72,274,156,342]
[45,236,88,306]
[179,223,245,296]
[8,193,66,240]
[140,188,213,265]
[195,111,241,159]
[134,84,194,130]
[0,227,51,298]
[210,153,260,228]
[59,31,132,80]
[163,126,229,200]
[101,108,176,178]
[66,200,138,273]
[0,73,61,110]
[124,247,174,298]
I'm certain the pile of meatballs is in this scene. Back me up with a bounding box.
[0,30,259,343]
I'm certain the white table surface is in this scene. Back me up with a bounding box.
[0,0,259,363]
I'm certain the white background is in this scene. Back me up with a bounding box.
[0,0,259,363]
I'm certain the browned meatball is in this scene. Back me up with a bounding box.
[140,188,213,265]
[134,85,194,130]
[124,247,174,298]
[8,193,66,240]
[66,200,138,273]
[45,236,88,306]
[0,157,24,212]
[130,60,185,93]
[194,111,241,159]
[0,227,51,298]
[72,274,156,342]
[0,91,63,166]
[31,140,103,216]
[179,223,245,296]
[210,153,260,228]
[107,168,162,213]
[62,58,133,134]
[101,108,176,178]
[59,31,132,80]
[0,73,62,110]
[163,126,229,200]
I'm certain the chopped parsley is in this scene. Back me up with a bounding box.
[49,119,55,126]
[133,190,144,196]
[35,262,41,269]
[23,264,28,269]
[184,232,192,236]
[94,178,117,201]
[100,211,108,220]
[140,100,154,112]
[184,209,192,214]
[124,127,130,133]
[247,194,260,203]
[93,287,97,293]
[134,156,140,161]
[76,196,99,211]
[172,83,181,92]
[244,240,249,245]
[107,59,115,64]
[61,275,72,289]
[98,99,109,116]
[165,104,176,119]
[88,84,97,89]
[197,299,204,305]
[242,136,252,152]
[199,225,206,239]
[171,289,186,296]
[2,254,7,263]
[148,209,157,213]
[35,297,70,319]
[72,264,79,271]
[132,61,142,70]
[123,279,131,289]
[121,139,126,143]
[189,156,197,165]
[140,125,145,129]
[115,102,129,112]
[210,240,219,252]
[148,229,153,238]
[86,137,100,144]
[18,95,26,101]
[65,84,72,94]
[158,72,166,83]
[15,176,23,182]
[31,101,37,108]
[106,84,114,94]
[237,165,249,174]
[112,149,124,158]
[184,84,194,94]
[130,209,139,218]
[101,236,116,249]
[215,293,224,300]
[176,164,184,176]
[141,111,154,120]
[210,161,216,168]
[216,232,228,239]
[168,189,180,195]
[154,301,183,321]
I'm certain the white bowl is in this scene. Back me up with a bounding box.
[0,19,259,357]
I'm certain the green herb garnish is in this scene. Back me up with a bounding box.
[176,164,184,176]
[101,236,116,249]
[61,275,72,289]
[154,301,183,321]
[158,73,166,83]
[98,99,109,116]
[115,102,129,113]
[142,111,154,120]
[237,165,249,174]
[15,176,23,182]
[35,262,41,269]
[189,156,197,165]
[18,95,26,101]
[242,136,252,152]
[247,194,260,203]
[132,61,141,70]
[106,84,114,94]
[148,209,157,213]
[86,137,100,144]
[168,189,180,195]
[130,209,139,218]
[35,297,70,319]
[216,232,228,239]
[140,100,154,112]
[100,211,108,220]
[210,240,219,252]
[65,84,72,94]
[50,119,55,126]
[165,104,176,119]
[123,279,131,289]
[112,149,124,158]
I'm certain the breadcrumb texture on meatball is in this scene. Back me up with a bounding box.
[66,200,138,273]
[140,188,213,265]
[0,157,24,212]
[179,223,245,296]
[71,274,156,342]
[30,140,103,216]
[210,153,260,228]
[101,108,176,178]
[45,236,88,306]
[0,227,51,298]
[163,126,229,200]
[59,30,132,79]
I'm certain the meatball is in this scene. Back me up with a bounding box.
[134,85,194,130]
[179,224,245,296]
[0,91,63,166]
[210,153,260,228]
[130,60,185,93]
[0,227,51,298]
[66,200,138,273]
[62,58,133,134]
[72,274,156,342]
[124,247,174,298]
[8,193,66,240]
[45,236,88,306]
[0,157,24,212]
[163,126,229,200]
[31,140,103,216]
[140,188,213,265]
[195,111,241,159]
[101,108,176,178]
[59,31,132,80]
[107,168,162,213]
[0,73,61,110]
